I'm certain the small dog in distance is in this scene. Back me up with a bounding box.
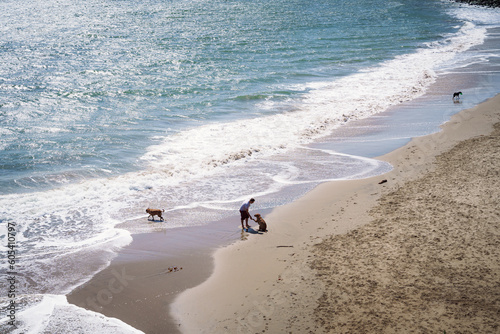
[146,208,165,221]
[453,91,462,101]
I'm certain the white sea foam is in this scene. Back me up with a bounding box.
[0,295,143,334]
[141,20,486,178]
[448,1,500,25]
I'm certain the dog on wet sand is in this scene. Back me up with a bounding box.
[146,208,165,221]
[253,213,267,232]
[453,91,462,100]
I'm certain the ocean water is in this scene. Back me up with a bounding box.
[1,0,500,332]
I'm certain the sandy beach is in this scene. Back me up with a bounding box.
[67,94,500,334]
[172,94,500,334]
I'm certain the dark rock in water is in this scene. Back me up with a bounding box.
[453,0,500,8]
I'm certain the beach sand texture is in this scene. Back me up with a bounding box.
[311,128,500,332]
[172,94,500,333]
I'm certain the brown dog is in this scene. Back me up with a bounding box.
[146,208,164,221]
[253,214,267,232]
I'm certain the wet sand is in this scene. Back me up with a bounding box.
[172,94,500,333]
[67,218,243,334]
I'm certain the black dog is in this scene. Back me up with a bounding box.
[453,91,462,100]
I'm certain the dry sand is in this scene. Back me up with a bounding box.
[172,94,500,333]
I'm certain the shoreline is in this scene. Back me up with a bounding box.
[66,94,500,333]
[171,93,500,333]
[67,217,242,334]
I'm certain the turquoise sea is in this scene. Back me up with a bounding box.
[1,0,500,332]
